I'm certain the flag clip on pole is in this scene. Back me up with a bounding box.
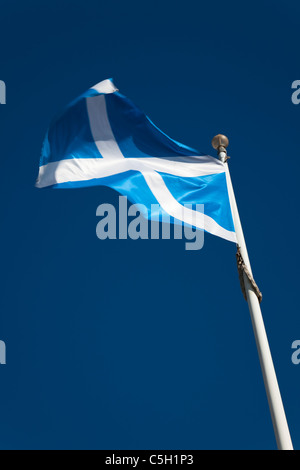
[211,135,293,451]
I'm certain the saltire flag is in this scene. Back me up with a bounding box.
[36,79,236,243]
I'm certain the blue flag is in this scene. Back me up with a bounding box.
[36,79,236,243]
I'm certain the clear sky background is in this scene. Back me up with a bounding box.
[0,0,299,450]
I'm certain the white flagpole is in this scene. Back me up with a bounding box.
[211,135,293,450]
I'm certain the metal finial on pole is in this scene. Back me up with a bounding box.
[212,134,293,450]
[211,134,229,162]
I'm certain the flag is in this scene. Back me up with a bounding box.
[36,79,236,243]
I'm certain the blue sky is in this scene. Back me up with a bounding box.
[0,0,299,450]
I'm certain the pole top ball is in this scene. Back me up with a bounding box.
[211,134,229,150]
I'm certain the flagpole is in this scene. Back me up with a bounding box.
[211,135,293,451]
